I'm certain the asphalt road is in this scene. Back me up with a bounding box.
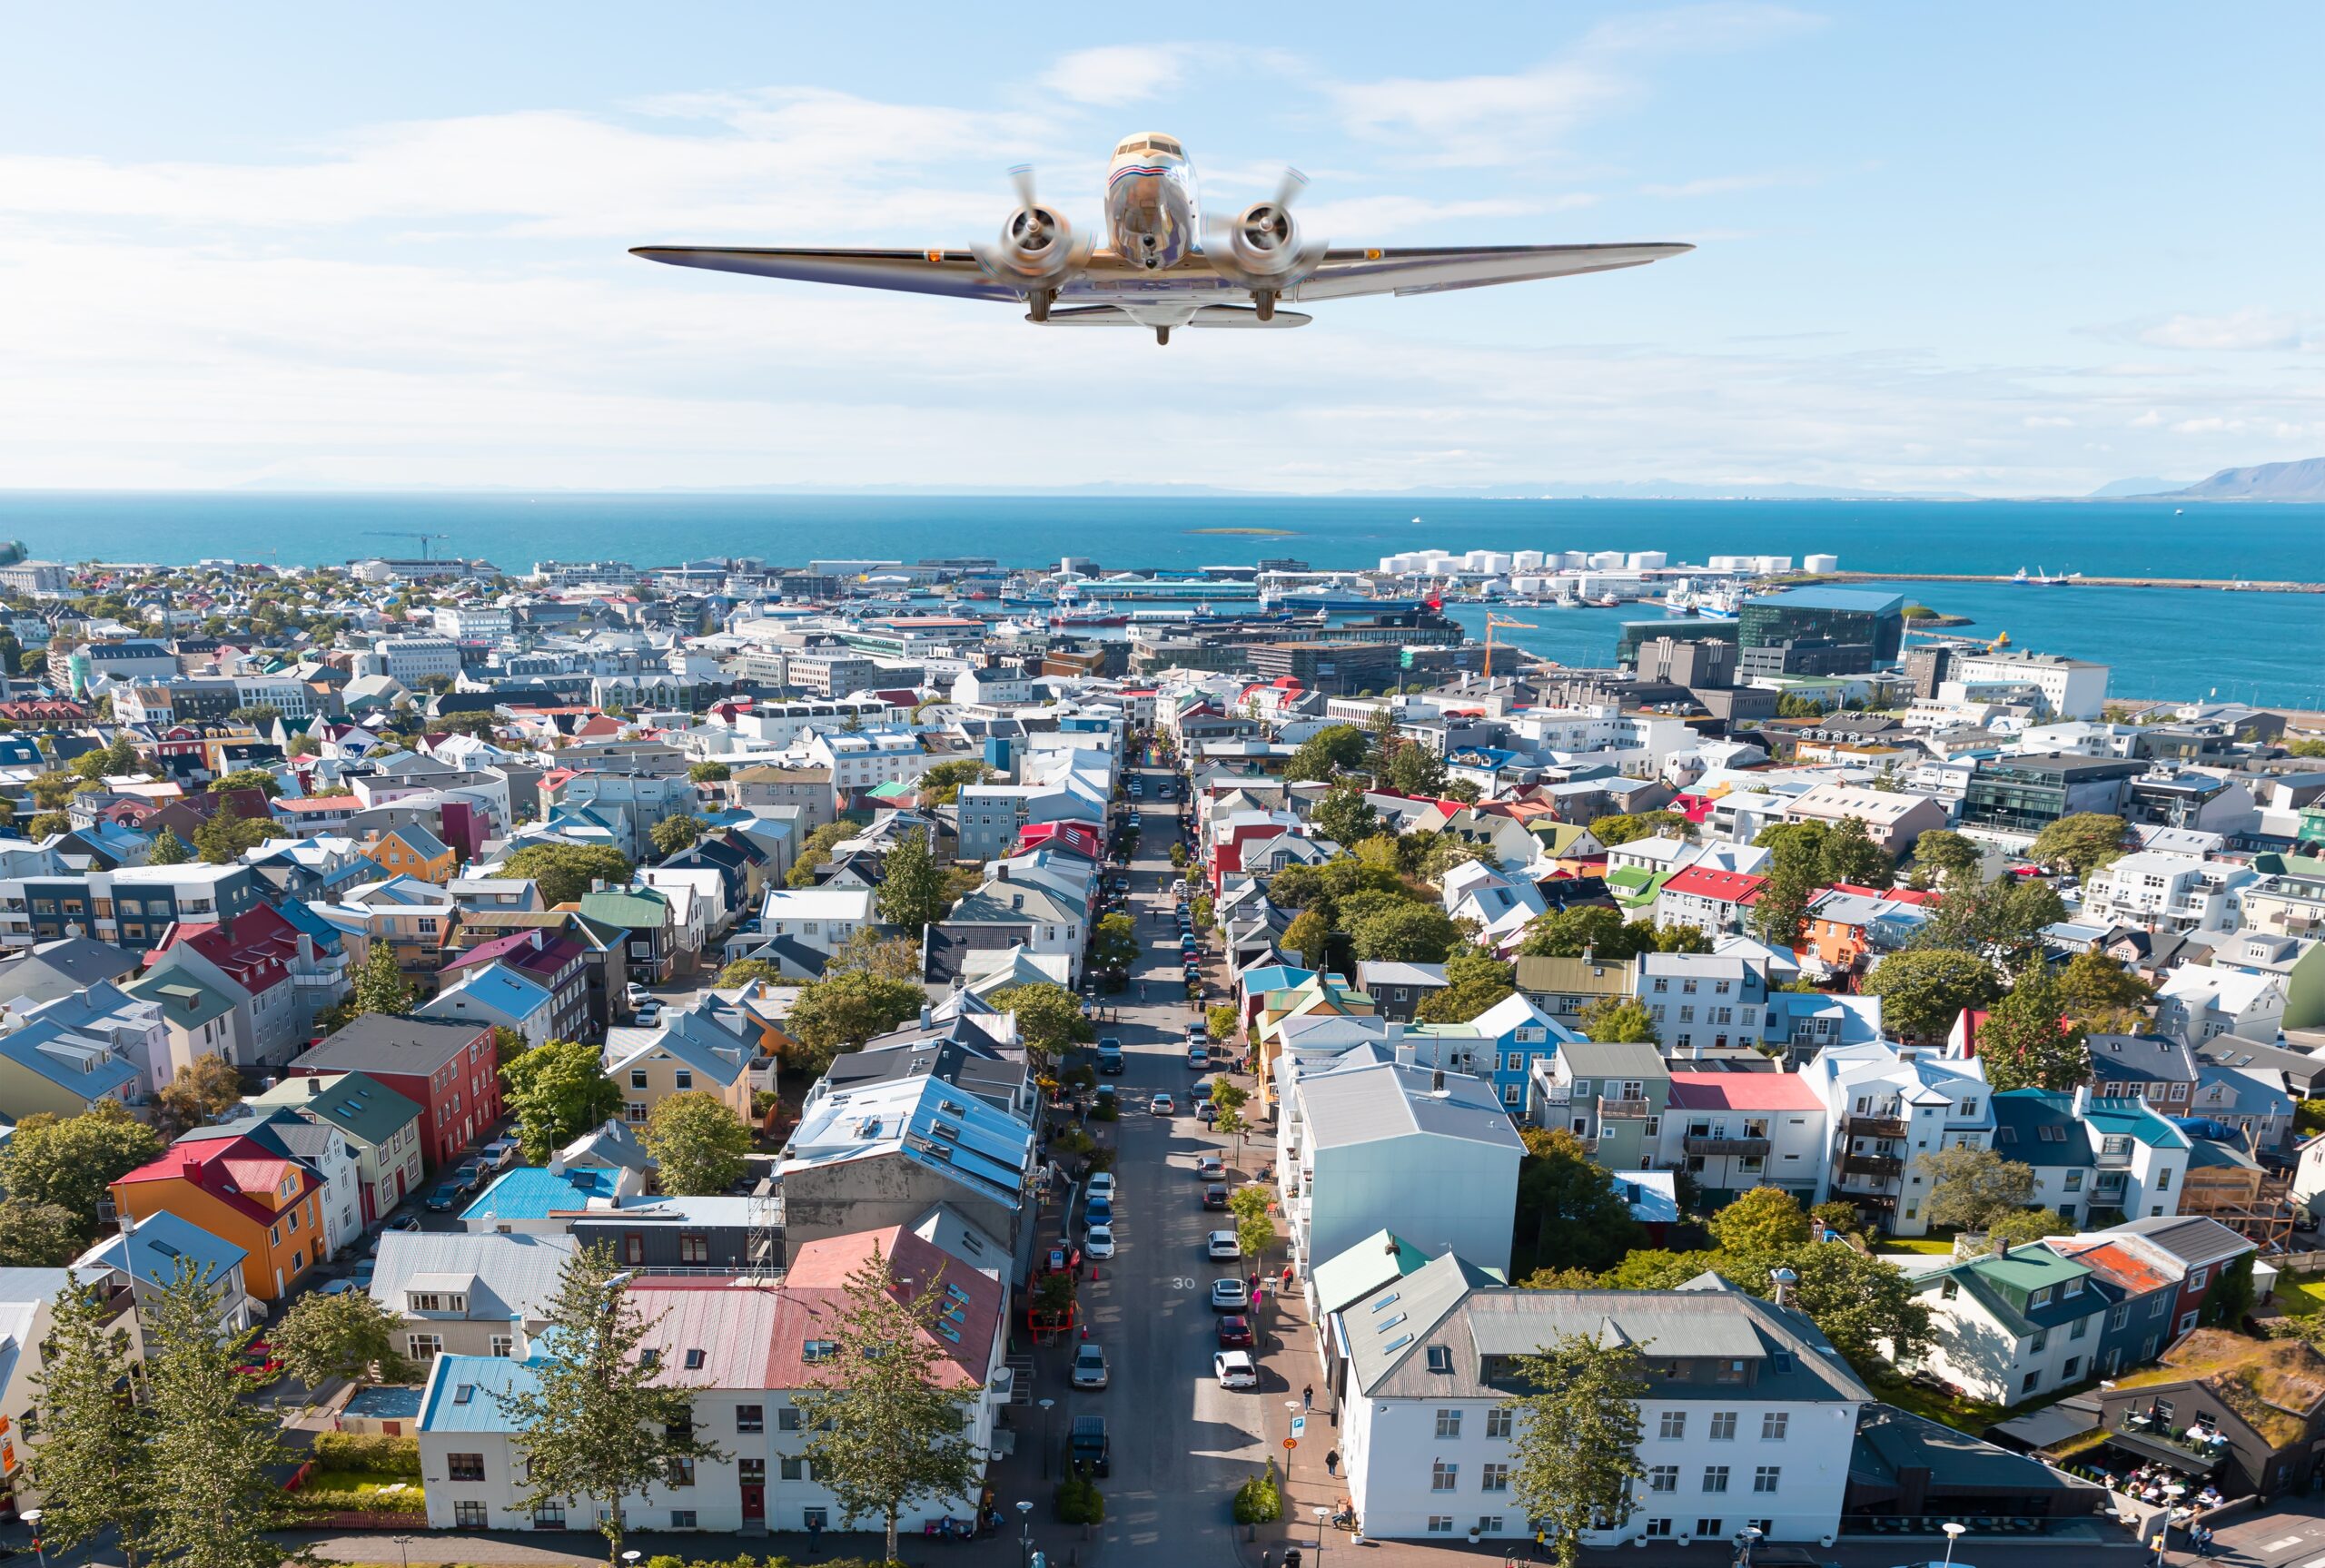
[1058,765,1281,1567]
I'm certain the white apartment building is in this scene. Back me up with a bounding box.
[1656,1072,1830,1208]
[802,729,932,794]
[434,605,515,641]
[373,635,463,685]
[1804,1041,1994,1237]
[1954,651,2110,721]
[755,885,879,957]
[230,675,320,719]
[2079,852,2258,935]
[1331,1257,1865,1545]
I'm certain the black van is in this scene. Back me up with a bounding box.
[1069,1414,1111,1476]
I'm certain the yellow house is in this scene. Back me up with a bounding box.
[359,823,458,884]
[601,997,758,1128]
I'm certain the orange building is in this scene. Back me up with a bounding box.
[360,823,459,884]
[110,1132,328,1303]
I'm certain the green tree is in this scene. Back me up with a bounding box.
[496,1245,723,1566]
[824,929,925,981]
[146,825,191,864]
[192,801,280,863]
[1810,1200,1864,1238]
[2203,1250,2255,1327]
[785,971,927,1078]
[0,1196,82,1265]
[641,1090,755,1195]
[207,767,282,798]
[1210,1079,1252,1148]
[26,809,70,838]
[1918,1143,2037,1232]
[1091,912,1141,972]
[1636,920,1714,954]
[502,842,637,906]
[648,813,705,856]
[1910,828,1982,884]
[1412,948,1517,1024]
[1817,814,1894,888]
[1420,833,1494,882]
[2060,950,2154,1026]
[1505,1331,1647,1567]
[1779,1244,1934,1366]
[1282,907,1333,970]
[873,830,947,935]
[990,982,1093,1066]
[1311,781,1378,847]
[687,760,731,783]
[350,936,416,1017]
[717,957,790,988]
[1864,949,2000,1041]
[1517,903,1628,959]
[1986,1208,2076,1250]
[71,735,137,782]
[787,820,856,887]
[1385,736,1447,797]
[141,1258,304,1568]
[1588,811,1695,847]
[1977,966,2089,1091]
[28,1274,154,1566]
[1910,872,2067,974]
[1207,1002,1241,1041]
[1347,902,1460,963]
[0,1100,163,1240]
[153,1055,249,1137]
[1284,724,1369,783]
[269,1286,414,1386]
[1578,994,1658,1045]
[1514,1128,1644,1276]
[915,758,993,805]
[501,1037,623,1161]
[793,1243,982,1565]
[2028,812,2131,878]
[1707,1185,1814,1257]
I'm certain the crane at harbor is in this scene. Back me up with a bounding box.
[1481,613,1537,679]
[364,530,452,560]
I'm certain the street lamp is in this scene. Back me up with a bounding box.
[1941,1521,1968,1568]
[1017,1498,1035,1568]
[621,1553,641,1568]
[20,1508,43,1568]
[394,1535,415,1568]
[1313,1504,1330,1568]
[1736,1524,1763,1568]
[1038,1395,1057,1479]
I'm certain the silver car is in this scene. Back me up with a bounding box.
[1072,1342,1110,1390]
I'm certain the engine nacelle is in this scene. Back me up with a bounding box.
[985,204,1081,290]
[1225,201,1301,278]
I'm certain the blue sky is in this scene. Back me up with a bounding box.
[2,2,2320,494]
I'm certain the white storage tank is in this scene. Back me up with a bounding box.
[1627,551,1669,571]
[1804,553,1838,575]
[1512,550,1546,572]
[1589,550,1625,570]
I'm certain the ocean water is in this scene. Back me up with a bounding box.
[1,491,2319,705]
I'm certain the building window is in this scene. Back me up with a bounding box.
[1485,1406,1513,1439]
[447,1453,486,1482]
[631,1070,649,1089]
[490,1336,514,1357]
[454,1502,489,1528]
[2022,1372,2041,1394]
[1481,1463,1509,1493]
[1427,1517,1456,1534]
[1702,1466,1729,1494]
[1649,1466,1678,1493]
[1659,1410,1686,1440]
[780,1456,805,1481]
[674,1070,693,1090]
[670,1511,698,1529]
[1435,1408,1462,1439]
[1753,1466,1781,1494]
[679,1233,709,1264]
[408,1334,441,1358]
[1644,1519,1673,1538]
[1697,1520,1725,1541]
[2063,1356,2082,1381]
[778,1407,802,1431]
[1708,1411,1736,1441]
[737,1404,764,1433]
[1761,1412,1789,1441]
[1431,1461,1458,1491]
[533,1503,565,1529]
[666,1458,696,1488]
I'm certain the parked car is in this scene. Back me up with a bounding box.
[318,1277,361,1297]
[1086,1171,1117,1202]
[1203,1183,1230,1210]
[1152,1092,1175,1116]
[1069,1415,1111,1476]
[1198,1101,1216,1124]
[1206,1229,1240,1259]
[1072,1343,1110,1390]
[1216,1314,1253,1348]
[454,1159,487,1190]
[1195,1156,1225,1180]
[1211,1277,1250,1312]
[1213,1350,1260,1389]
[480,1139,519,1169]
[1084,1224,1116,1259]
[236,1339,283,1380]
[1084,1196,1113,1228]
[424,1179,465,1212]
[633,1001,663,1025]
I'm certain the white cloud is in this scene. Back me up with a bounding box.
[1039,45,1191,105]
[2132,308,2320,352]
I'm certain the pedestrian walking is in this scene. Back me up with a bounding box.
[1325,1448,1340,1476]
[1303,1384,1314,1411]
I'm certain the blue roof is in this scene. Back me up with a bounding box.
[82,1209,245,1290]
[460,1164,624,1220]
[440,963,553,1021]
[275,896,347,951]
[419,1351,542,1433]
[0,1010,143,1102]
[1746,586,1906,614]
[344,1385,424,1420]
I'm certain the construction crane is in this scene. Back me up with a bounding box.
[363,530,452,560]
[1481,612,1537,679]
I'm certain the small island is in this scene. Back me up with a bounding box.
[1903,602,1974,627]
[1186,527,1298,537]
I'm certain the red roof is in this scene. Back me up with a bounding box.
[152,902,300,994]
[1832,882,1942,906]
[114,1132,309,1227]
[1658,867,1768,903]
[275,794,360,814]
[2053,1238,2173,1295]
[1667,1072,1825,1111]
[774,1226,1004,1387]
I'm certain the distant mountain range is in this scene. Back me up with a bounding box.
[2084,476,2194,498]
[2123,458,2325,500]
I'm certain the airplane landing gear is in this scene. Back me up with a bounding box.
[1154,326,1172,345]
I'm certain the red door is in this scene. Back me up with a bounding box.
[741,1485,764,1523]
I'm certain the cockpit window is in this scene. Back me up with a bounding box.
[1151,136,1182,154]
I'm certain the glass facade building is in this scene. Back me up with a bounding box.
[1736,587,1906,663]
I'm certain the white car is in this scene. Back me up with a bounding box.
[480,1139,519,1169]
[1206,1229,1241,1260]
[1213,1350,1260,1390]
[1086,1172,1117,1203]
[1084,1224,1117,1258]
[1152,1092,1176,1116]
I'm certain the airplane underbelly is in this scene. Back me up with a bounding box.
[1105,169,1193,271]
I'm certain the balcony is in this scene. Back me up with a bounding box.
[1683,1136,1772,1158]
[1846,1114,1910,1139]
[1600,1098,1653,1120]
[2096,1147,2134,1169]
[1840,1153,1905,1181]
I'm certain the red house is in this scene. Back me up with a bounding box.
[285,1014,500,1171]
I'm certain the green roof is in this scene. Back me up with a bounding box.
[252,1070,421,1147]
[578,889,671,929]
[1968,1247,2088,1294]
[124,969,234,1029]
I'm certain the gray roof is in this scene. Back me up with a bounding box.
[2087,1033,2200,1088]
[1299,1060,1526,1153]
[368,1231,577,1325]
[2197,1035,2325,1087]
[2107,1214,2258,1271]
[1355,962,1449,991]
[0,937,142,1006]
[1855,1404,2101,1497]
[1557,1039,1669,1078]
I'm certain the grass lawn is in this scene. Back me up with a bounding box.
[305,1470,426,1501]
[1870,1376,2006,1434]
[2273,1271,2325,1317]
[1874,1237,1958,1256]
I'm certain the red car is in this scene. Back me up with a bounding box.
[1216,1315,1253,1348]
[236,1338,283,1379]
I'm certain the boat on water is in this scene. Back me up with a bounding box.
[2013,567,2079,586]
[1695,585,1743,619]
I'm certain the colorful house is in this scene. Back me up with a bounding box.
[110,1130,330,1302]
[360,823,458,885]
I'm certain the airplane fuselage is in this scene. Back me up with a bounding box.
[1105,132,1197,271]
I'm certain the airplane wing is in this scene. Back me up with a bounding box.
[1287,242,1693,301]
[629,246,1018,302]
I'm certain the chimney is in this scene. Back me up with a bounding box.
[918,1003,933,1030]
[2073,1082,2092,1119]
[994,863,1008,882]
[1431,1066,1446,1094]
[306,1076,321,1097]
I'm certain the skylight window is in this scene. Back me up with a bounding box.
[684,1348,707,1369]
[454,1384,475,1404]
